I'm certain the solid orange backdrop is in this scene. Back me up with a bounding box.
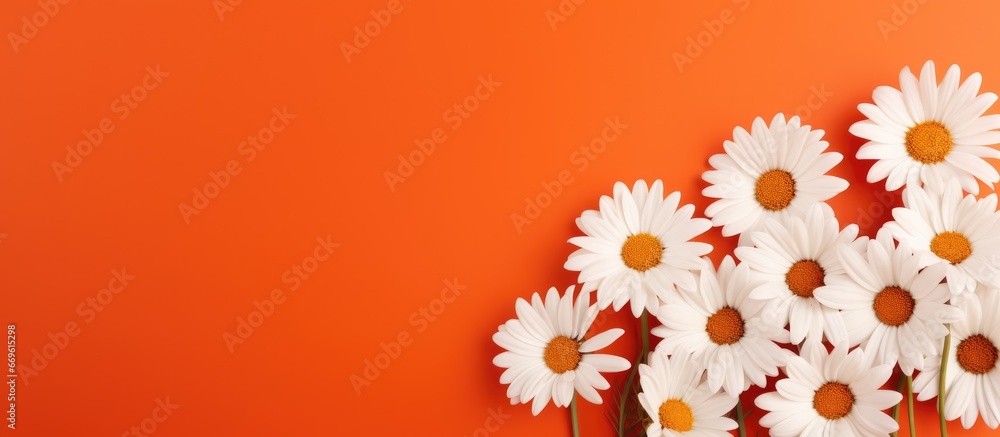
[2,0,999,435]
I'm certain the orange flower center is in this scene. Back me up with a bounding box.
[786,260,825,298]
[956,334,999,375]
[706,307,745,345]
[543,336,581,374]
[905,121,953,164]
[658,399,694,432]
[813,382,855,420]
[873,286,915,326]
[755,169,796,211]
[621,233,663,272]
[930,232,972,265]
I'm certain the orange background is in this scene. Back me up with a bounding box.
[2,0,999,435]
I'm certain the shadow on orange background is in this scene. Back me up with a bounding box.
[1,0,997,435]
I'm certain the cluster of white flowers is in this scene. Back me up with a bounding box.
[492,61,1000,436]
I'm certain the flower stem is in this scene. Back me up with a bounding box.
[736,397,747,437]
[907,374,916,437]
[891,373,904,437]
[571,393,580,437]
[640,310,650,360]
[616,349,642,436]
[939,329,951,437]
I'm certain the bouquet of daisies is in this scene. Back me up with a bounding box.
[492,61,1000,437]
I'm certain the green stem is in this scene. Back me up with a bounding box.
[906,375,916,437]
[616,349,642,436]
[612,310,651,437]
[939,329,951,437]
[640,310,650,359]
[571,394,580,437]
[736,397,747,437]
[891,373,904,437]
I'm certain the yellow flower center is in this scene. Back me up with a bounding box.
[905,121,953,164]
[755,169,796,211]
[621,233,663,272]
[873,286,915,326]
[956,334,999,375]
[543,336,581,374]
[930,232,972,264]
[813,382,855,420]
[786,260,825,298]
[706,306,745,345]
[658,399,694,432]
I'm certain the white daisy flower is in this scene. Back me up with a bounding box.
[756,343,902,436]
[564,180,713,317]
[492,286,631,415]
[913,287,1000,429]
[702,114,848,245]
[637,348,738,436]
[735,204,867,345]
[884,179,1000,295]
[850,60,1000,194]
[652,255,789,397]
[815,229,963,375]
